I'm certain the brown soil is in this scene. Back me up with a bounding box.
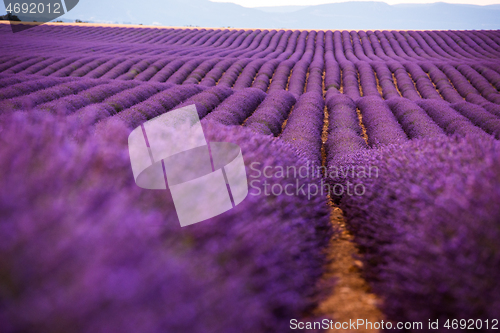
[314,204,384,333]
[374,70,384,97]
[356,108,369,145]
[392,73,403,97]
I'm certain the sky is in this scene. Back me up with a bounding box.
[211,0,500,6]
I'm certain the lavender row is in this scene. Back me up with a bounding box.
[338,135,500,325]
[15,57,65,75]
[451,101,500,139]
[357,96,408,146]
[50,57,100,77]
[99,84,207,130]
[387,62,421,101]
[232,59,266,90]
[325,92,367,159]
[175,85,233,119]
[0,111,332,333]
[216,59,253,88]
[244,90,296,136]
[456,64,500,104]
[0,75,34,89]
[420,62,464,103]
[115,59,157,81]
[199,58,236,87]
[280,92,325,164]
[1,79,107,113]
[82,58,128,79]
[134,58,172,81]
[202,88,267,126]
[306,31,325,94]
[356,61,380,97]
[386,97,445,139]
[251,59,280,92]
[165,58,209,84]
[403,62,442,100]
[416,99,490,138]
[267,60,295,92]
[1,26,491,59]
[287,31,317,98]
[371,62,400,100]
[324,31,341,92]
[182,58,221,85]
[1,56,46,74]
[70,58,113,78]
[37,81,140,115]
[0,56,36,73]
[68,82,174,127]
[0,76,72,100]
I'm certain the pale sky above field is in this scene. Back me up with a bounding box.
[212,0,500,6]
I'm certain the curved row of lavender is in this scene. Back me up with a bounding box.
[1,23,500,330]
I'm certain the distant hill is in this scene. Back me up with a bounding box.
[4,0,499,29]
[254,5,310,13]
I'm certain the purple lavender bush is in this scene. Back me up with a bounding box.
[244,90,296,136]
[357,96,408,146]
[417,99,491,138]
[386,97,445,139]
[339,135,500,328]
[0,111,332,333]
[325,92,367,159]
[202,88,266,126]
[280,92,325,164]
[92,84,205,130]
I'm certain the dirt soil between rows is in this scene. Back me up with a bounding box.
[315,204,383,333]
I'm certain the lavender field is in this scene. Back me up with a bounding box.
[0,22,500,332]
